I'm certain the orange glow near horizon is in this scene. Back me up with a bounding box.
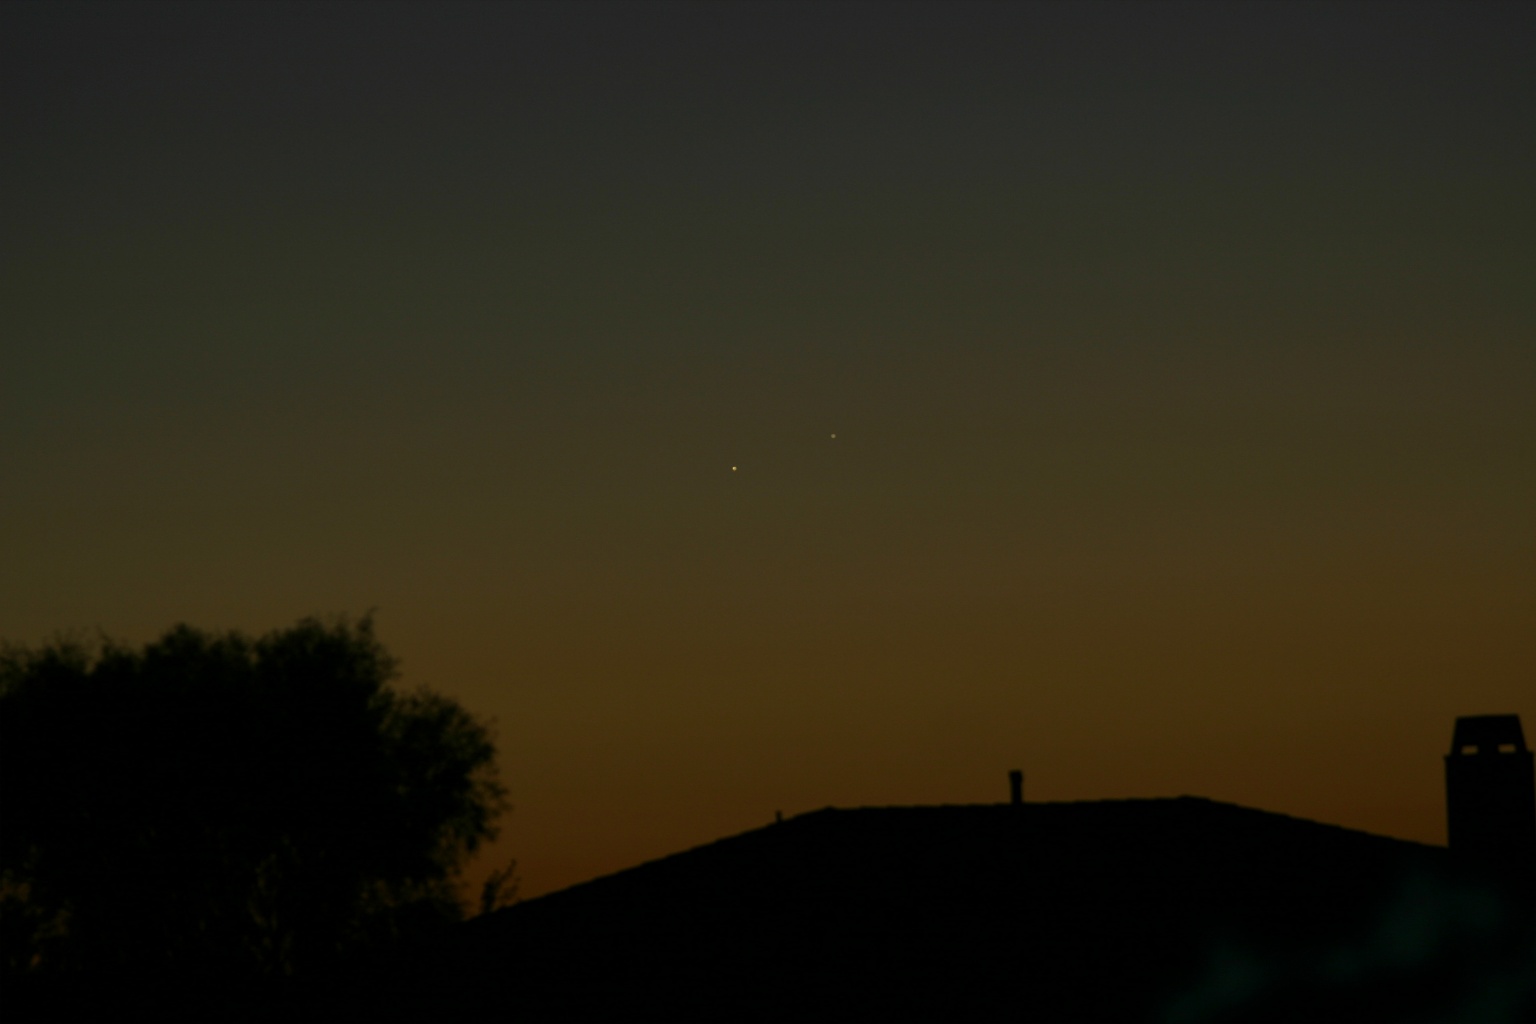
[4,2,1532,903]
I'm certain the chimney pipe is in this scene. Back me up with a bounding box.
[1445,714,1535,885]
[1009,769,1023,806]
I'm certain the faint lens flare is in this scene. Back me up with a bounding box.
[1161,870,1533,1023]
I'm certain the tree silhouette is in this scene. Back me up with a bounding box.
[478,856,521,917]
[0,615,507,1012]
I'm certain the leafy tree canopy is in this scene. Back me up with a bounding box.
[0,615,507,996]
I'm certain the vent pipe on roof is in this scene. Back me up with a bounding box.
[1009,769,1023,806]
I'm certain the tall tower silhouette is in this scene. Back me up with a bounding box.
[1444,714,1536,883]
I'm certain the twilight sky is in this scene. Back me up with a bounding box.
[4,0,1533,900]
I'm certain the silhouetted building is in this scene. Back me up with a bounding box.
[337,718,1536,1023]
[1446,714,1536,883]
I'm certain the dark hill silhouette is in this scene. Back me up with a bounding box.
[353,795,1534,1023]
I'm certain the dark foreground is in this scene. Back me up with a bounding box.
[9,799,1534,1023]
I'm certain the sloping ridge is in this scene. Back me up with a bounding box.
[363,799,1530,1023]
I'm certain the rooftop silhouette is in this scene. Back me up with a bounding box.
[343,716,1535,1023]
